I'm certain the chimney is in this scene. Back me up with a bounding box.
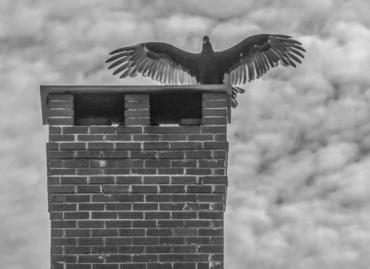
[40,85,230,269]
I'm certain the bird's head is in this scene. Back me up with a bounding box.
[203,36,210,44]
[202,35,213,53]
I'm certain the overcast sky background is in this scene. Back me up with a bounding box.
[1,0,370,268]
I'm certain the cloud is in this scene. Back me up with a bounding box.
[1,0,370,269]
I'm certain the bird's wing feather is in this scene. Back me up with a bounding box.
[106,42,199,85]
[215,34,305,85]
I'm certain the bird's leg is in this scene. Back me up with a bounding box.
[223,73,246,108]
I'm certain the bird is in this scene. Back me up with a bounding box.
[106,34,305,107]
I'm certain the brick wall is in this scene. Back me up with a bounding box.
[44,88,229,269]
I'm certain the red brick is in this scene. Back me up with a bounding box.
[187,134,213,141]
[146,246,171,253]
[106,255,131,262]
[105,220,131,228]
[132,220,156,228]
[51,238,76,246]
[115,142,141,150]
[49,135,75,141]
[159,134,187,141]
[64,212,89,219]
[51,220,76,228]
[202,108,227,116]
[116,176,142,184]
[133,203,158,211]
[48,185,75,193]
[78,255,104,263]
[79,237,104,245]
[125,117,150,125]
[118,212,143,219]
[146,228,172,236]
[185,168,212,175]
[158,151,184,159]
[65,194,90,203]
[104,168,130,175]
[60,142,86,150]
[171,176,197,184]
[200,176,227,185]
[145,212,170,219]
[132,185,158,193]
[88,142,114,150]
[49,203,76,211]
[48,117,73,125]
[158,220,183,227]
[160,185,185,193]
[78,134,104,141]
[202,92,227,99]
[203,99,228,108]
[125,109,149,117]
[173,228,197,236]
[145,159,170,168]
[78,220,104,228]
[91,246,118,254]
[103,150,130,158]
[143,176,169,184]
[105,134,132,141]
[117,159,143,168]
[157,168,183,175]
[79,203,105,211]
[106,203,131,211]
[63,126,89,134]
[89,176,115,184]
[171,212,197,219]
[198,228,223,236]
[48,100,73,109]
[171,160,197,168]
[143,142,169,150]
[64,246,90,254]
[170,142,201,150]
[132,254,158,262]
[77,185,101,193]
[200,126,226,134]
[90,126,116,134]
[119,229,145,237]
[77,168,104,175]
[105,237,132,245]
[92,229,118,237]
[159,237,184,245]
[61,176,87,184]
[125,101,149,109]
[117,126,143,134]
[92,212,117,219]
[49,126,62,134]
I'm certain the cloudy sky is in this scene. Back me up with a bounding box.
[1,0,370,268]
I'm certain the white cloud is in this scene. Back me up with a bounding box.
[1,0,370,268]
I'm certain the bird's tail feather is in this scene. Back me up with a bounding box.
[231,86,246,108]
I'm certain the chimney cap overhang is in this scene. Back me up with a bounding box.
[40,85,230,125]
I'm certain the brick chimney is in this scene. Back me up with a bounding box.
[40,85,230,269]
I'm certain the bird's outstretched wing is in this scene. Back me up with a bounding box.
[216,34,305,85]
[106,42,199,85]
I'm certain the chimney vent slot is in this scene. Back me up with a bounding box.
[150,92,202,126]
[74,92,124,125]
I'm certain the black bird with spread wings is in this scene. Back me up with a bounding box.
[106,34,305,107]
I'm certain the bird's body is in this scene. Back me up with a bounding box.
[106,34,305,107]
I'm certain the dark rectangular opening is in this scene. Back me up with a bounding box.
[74,92,124,125]
[150,92,202,126]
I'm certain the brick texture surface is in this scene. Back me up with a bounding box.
[45,91,229,269]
